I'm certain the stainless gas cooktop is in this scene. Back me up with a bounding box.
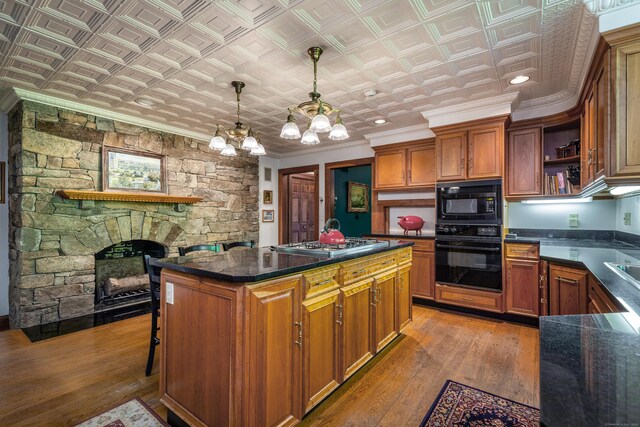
[273,238,390,258]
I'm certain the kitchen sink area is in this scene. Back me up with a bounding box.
[605,262,640,291]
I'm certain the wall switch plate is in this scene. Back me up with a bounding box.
[569,214,579,227]
[166,282,174,305]
[624,212,632,226]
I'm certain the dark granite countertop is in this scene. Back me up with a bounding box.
[154,240,413,283]
[366,233,435,240]
[534,238,640,427]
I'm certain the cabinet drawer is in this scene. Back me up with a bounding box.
[303,266,340,299]
[341,253,396,285]
[396,248,412,264]
[505,243,539,260]
[435,284,503,313]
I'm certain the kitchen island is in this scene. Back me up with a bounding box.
[154,241,413,427]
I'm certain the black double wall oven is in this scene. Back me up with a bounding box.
[435,179,503,292]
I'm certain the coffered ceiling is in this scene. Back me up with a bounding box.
[0,0,637,155]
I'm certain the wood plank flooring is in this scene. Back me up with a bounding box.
[0,305,539,426]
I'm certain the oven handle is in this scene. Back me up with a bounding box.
[436,244,501,253]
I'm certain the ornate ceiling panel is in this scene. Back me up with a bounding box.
[0,0,638,154]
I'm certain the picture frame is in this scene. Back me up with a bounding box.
[0,161,5,204]
[262,209,274,222]
[347,181,369,213]
[102,146,167,193]
[263,190,273,205]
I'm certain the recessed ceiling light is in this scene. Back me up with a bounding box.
[135,98,155,107]
[364,88,378,97]
[509,75,530,85]
[374,119,386,124]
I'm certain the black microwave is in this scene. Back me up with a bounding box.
[436,179,502,224]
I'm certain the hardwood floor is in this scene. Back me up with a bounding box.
[0,305,539,426]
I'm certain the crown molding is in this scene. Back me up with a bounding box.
[0,87,214,144]
[421,93,519,128]
[364,124,435,147]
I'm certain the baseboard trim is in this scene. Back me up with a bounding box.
[0,315,9,332]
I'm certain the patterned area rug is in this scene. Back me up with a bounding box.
[420,380,540,427]
[76,398,167,427]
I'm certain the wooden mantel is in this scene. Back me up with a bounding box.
[56,190,202,204]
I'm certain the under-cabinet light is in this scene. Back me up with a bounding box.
[520,197,593,204]
[610,186,640,196]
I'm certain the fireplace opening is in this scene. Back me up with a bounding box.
[94,240,166,311]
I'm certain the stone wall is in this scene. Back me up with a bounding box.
[7,101,259,328]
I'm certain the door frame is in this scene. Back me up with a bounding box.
[324,158,374,223]
[278,165,320,245]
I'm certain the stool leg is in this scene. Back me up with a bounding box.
[145,313,158,376]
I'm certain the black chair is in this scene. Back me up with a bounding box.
[178,244,221,256]
[222,241,256,251]
[143,254,161,377]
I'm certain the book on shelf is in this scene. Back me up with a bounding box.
[544,170,579,195]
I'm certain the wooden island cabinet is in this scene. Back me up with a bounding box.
[158,245,413,427]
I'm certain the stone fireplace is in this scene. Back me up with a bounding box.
[7,101,259,328]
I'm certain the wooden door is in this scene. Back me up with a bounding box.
[301,289,341,414]
[549,264,588,315]
[407,145,435,187]
[374,149,406,189]
[411,250,434,300]
[247,277,302,426]
[505,259,540,317]
[340,278,374,380]
[468,125,503,179]
[507,128,542,196]
[289,174,315,243]
[373,270,397,353]
[396,265,412,332]
[436,131,467,181]
[610,40,640,176]
[594,52,609,179]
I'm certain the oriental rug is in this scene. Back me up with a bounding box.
[420,380,540,427]
[75,397,167,427]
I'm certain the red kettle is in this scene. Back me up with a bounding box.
[319,218,346,245]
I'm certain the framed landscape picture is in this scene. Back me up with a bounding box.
[262,209,274,222]
[347,181,369,213]
[103,147,167,193]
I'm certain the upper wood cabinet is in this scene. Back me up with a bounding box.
[605,27,640,177]
[373,140,435,190]
[507,127,542,196]
[434,117,507,182]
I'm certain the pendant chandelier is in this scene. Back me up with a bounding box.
[280,47,349,144]
[209,81,266,156]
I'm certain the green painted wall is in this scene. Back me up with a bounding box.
[333,165,372,237]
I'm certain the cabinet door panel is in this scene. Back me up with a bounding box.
[506,259,540,317]
[549,264,587,315]
[436,132,466,181]
[340,279,374,380]
[302,289,341,414]
[247,278,302,426]
[468,126,502,179]
[375,150,406,189]
[408,145,435,187]
[374,271,397,353]
[397,265,412,332]
[507,128,542,196]
[595,52,609,179]
[411,251,434,300]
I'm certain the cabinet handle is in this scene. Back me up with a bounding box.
[401,170,405,180]
[353,269,366,275]
[377,287,382,303]
[399,277,403,291]
[294,321,303,346]
[535,172,540,187]
[370,287,377,306]
[462,297,474,302]
[336,304,343,325]
[381,260,394,266]
[317,278,333,286]
[460,157,465,172]
[556,276,579,285]
[408,170,412,182]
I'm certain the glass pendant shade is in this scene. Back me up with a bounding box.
[220,143,237,157]
[328,123,349,141]
[241,135,258,150]
[309,112,331,133]
[300,129,320,145]
[250,143,266,156]
[280,121,301,139]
